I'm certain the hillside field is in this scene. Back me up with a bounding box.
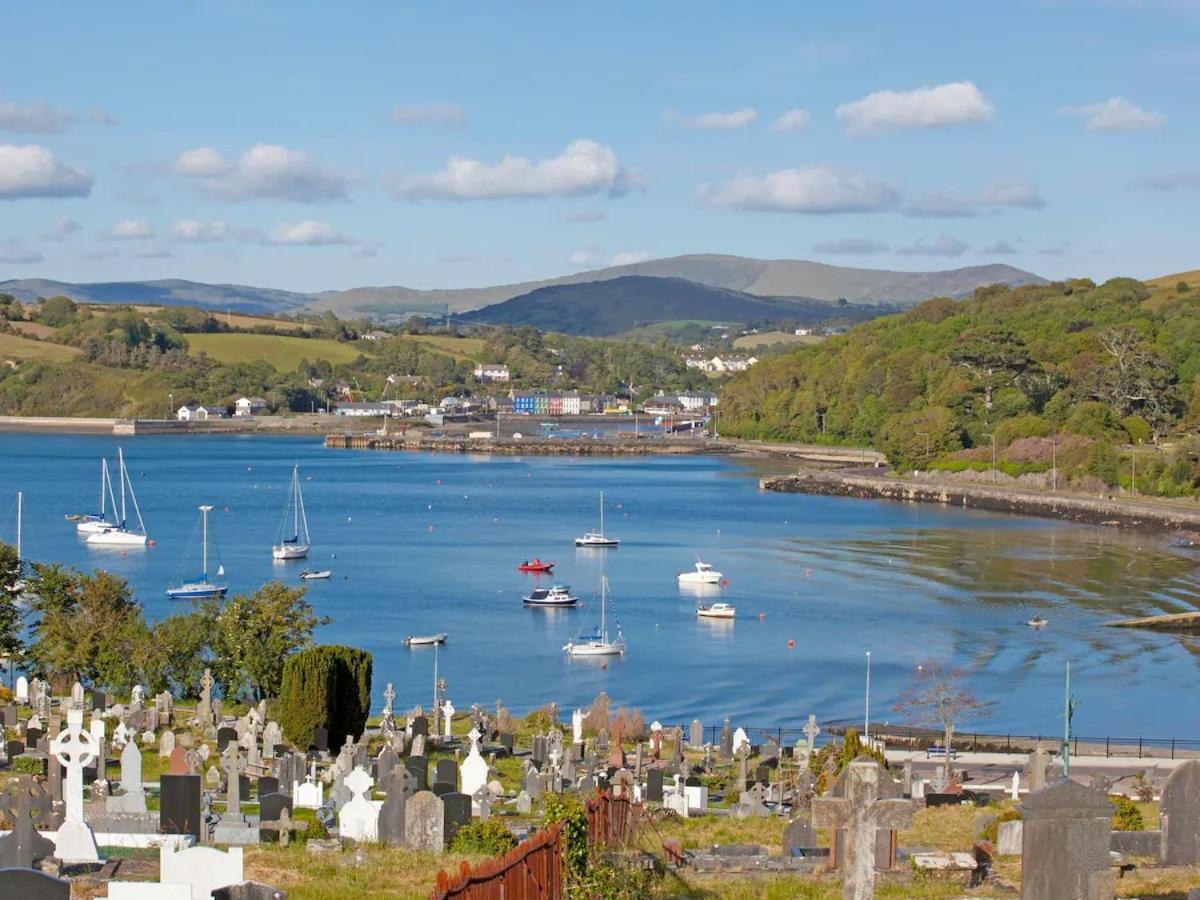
[733,331,826,349]
[186,333,365,370]
[0,333,82,362]
[403,333,486,360]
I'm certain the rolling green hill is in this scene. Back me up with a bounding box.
[185,333,366,371]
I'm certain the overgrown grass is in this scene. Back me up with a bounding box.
[0,332,82,362]
[186,333,366,370]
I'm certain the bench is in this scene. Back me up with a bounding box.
[926,746,958,759]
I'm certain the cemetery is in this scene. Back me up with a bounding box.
[2,663,1200,899]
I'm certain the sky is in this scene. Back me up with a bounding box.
[1,0,1197,292]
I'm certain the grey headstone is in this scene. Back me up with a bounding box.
[212,882,287,900]
[1020,780,1114,900]
[159,773,202,837]
[0,868,71,900]
[378,771,407,847]
[442,791,471,845]
[404,791,444,851]
[783,815,818,856]
[647,769,664,802]
[689,719,703,748]
[1162,759,1200,864]
[405,756,428,792]
[434,758,457,791]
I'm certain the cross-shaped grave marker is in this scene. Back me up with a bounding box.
[812,758,913,900]
[49,707,101,862]
[383,682,396,713]
[260,807,309,847]
[222,744,247,812]
[0,774,56,867]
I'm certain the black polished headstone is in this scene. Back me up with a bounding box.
[442,791,471,845]
[217,727,238,752]
[24,729,42,747]
[434,759,457,790]
[647,769,664,802]
[312,727,329,753]
[258,776,280,798]
[411,716,429,738]
[160,773,202,837]
[431,782,454,797]
[405,756,428,791]
[0,868,71,900]
[756,764,770,787]
[88,690,108,711]
[5,740,24,761]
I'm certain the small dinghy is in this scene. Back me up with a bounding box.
[1027,615,1048,628]
[405,633,447,646]
[697,601,736,620]
[300,569,332,580]
[518,558,555,573]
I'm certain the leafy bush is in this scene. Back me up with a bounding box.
[981,807,1021,843]
[1110,794,1145,831]
[278,645,373,751]
[11,756,44,775]
[543,793,588,881]
[450,818,519,855]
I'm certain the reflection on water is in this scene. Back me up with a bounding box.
[1,432,1199,736]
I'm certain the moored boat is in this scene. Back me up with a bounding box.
[300,569,332,580]
[166,505,227,600]
[524,584,578,607]
[405,633,447,646]
[697,601,736,620]
[678,560,722,585]
[518,558,555,573]
[575,491,619,548]
[272,464,311,560]
[564,575,624,657]
[85,449,149,547]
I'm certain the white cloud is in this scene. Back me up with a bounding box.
[770,108,812,133]
[564,209,606,223]
[569,250,597,266]
[389,139,627,201]
[170,219,230,242]
[40,217,81,240]
[0,98,76,133]
[836,81,993,135]
[905,180,1046,218]
[0,239,44,264]
[665,107,758,130]
[1059,97,1165,132]
[898,234,969,257]
[980,240,1020,255]
[132,245,171,259]
[813,237,890,254]
[104,219,154,240]
[392,103,465,126]
[0,144,92,199]
[698,165,899,214]
[266,220,349,246]
[174,143,351,202]
[980,181,1046,209]
[610,250,652,266]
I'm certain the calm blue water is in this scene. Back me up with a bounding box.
[1,432,1198,738]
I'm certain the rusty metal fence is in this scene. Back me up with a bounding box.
[431,823,563,900]
[585,789,641,848]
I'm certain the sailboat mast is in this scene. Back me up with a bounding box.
[99,460,106,517]
[292,466,299,538]
[16,491,21,561]
[600,576,607,639]
[201,505,210,577]
[600,491,605,535]
[118,449,127,526]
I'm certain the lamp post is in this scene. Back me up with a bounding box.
[168,392,173,421]
[864,651,872,743]
[1051,439,1057,492]
[983,432,996,483]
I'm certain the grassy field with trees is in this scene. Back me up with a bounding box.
[720,275,1200,498]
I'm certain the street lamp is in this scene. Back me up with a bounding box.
[168,392,173,421]
[1051,439,1057,492]
[982,433,996,483]
[864,651,872,743]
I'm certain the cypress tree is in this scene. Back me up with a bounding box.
[278,645,373,750]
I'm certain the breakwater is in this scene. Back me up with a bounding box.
[324,433,729,455]
[761,469,1200,533]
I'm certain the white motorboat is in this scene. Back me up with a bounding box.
[300,569,332,580]
[1027,616,1048,628]
[524,584,578,607]
[272,464,311,560]
[75,459,117,534]
[678,559,723,585]
[86,449,148,547]
[564,575,625,657]
[574,491,619,548]
[697,602,736,620]
[166,505,227,600]
[405,633,447,646]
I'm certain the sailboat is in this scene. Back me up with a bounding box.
[272,464,311,560]
[563,575,625,657]
[574,491,620,547]
[86,449,148,546]
[75,460,117,534]
[167,505,227,600]
[9,491,28,595]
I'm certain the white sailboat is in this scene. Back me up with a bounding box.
[272,464,311,560]
[574,491,619,547]
[563,575,625,657]
[9,491,28,596]
[167,505,227,600]
[75,460,117,534]
[86,449,148,546]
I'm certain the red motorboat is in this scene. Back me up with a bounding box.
[518,558,555,573]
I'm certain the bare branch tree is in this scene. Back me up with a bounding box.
[892,662,992,784]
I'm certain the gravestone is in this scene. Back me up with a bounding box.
[223,744,247,811]
[312,726,329,754]
[405,791,445,852]
[376,746,398,787]
[0,869,71,900]
[735,783,770,818]
[442,791,471,844]
[14,676,28,705]
[217,727,239,753]
[0,775,56,868]
[996,819,1023,856]
[159,730,176,759]
[813,758,913,900]
[461,729,489,806]
[689,719,703,748]
[647,768,664,802]
[48,707,100,863]
[378,770,407,847]
[1161,759,1200,865]
[784,815,818,857]
[411,715,429,739]
[1025,749,1048,792]
[719,719,733,759]
[261,722,281,759]
[410,734,426,759]
[338,767,379,842]
[572,708,583,744]
[257,808,307,849]
[160,843,244,900]
[405,756,428,791]
[516,790,532,814]
[107,739,147,812]
[259,791,292,827]
[160,774,202,837]
[434,758,458,791]
[1020,780,1114,900]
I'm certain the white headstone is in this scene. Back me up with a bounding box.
[338,765,380,842]
[442,700,455,738]
[159,843,244,900]
[49,707,101,862]
[14,675,28,704]
[732,727,750,755]
[119,740,146,800]
[461,728,489,811]
[90,714,106,744]
[1010,770,1020,801]
[572,708,584,743]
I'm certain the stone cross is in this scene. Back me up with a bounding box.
[222,744,246,811]
[384,682,395,713]
[442,700,455,738]
[0,775,55,867]
[802,715,821,758]
[50,708,97,826]
[198,668,214,724]
[813,758,914,900]
[260,807,308,847]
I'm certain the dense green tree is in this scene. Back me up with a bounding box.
[0,542,24,662]
[277,644,372,750]
[37,295,78,327]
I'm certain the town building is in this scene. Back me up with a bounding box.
[234,397,267,417]
[176,404,228,421]
[334,402,392,417]
[473,363,511,383]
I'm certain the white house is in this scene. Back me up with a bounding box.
[473,363,511,383]
[235,397,267,417]
[178,404,228,421]
[561,391,582,415]
[678,391,718,411]
[334,402,392,417]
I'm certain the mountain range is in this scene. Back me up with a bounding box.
[0,254,1045,321]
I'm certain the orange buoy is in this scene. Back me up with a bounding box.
[788,639,795,649]
[722,579,729,587]
[805,568,812,577]
[147,540,156,547]
[758,612,765,621]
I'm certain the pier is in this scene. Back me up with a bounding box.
[324,433,730,455]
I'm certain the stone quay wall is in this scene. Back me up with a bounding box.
[325,433,728,456]
[760,469,1200,534]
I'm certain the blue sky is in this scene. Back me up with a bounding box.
[1,0,1196,291]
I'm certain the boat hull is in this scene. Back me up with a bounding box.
[167,584,228,600]
[405,634,447,646]
[518,564,554,573]
[300,571,332,580]
[524,596,578,607]
[679,573,721,584]
[697,609,735,620]
[574,538,619,548]
[273,544,310,560]
[564,641,624,657]
[76,519,115,535]
[86,530,147,547]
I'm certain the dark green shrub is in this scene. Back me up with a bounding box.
[981,807,1021,843]
[11,756,43,776]
[543,793,588,881]
[450,818,518,855]
[278,645,373,751]
[1110,794,1145,831]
